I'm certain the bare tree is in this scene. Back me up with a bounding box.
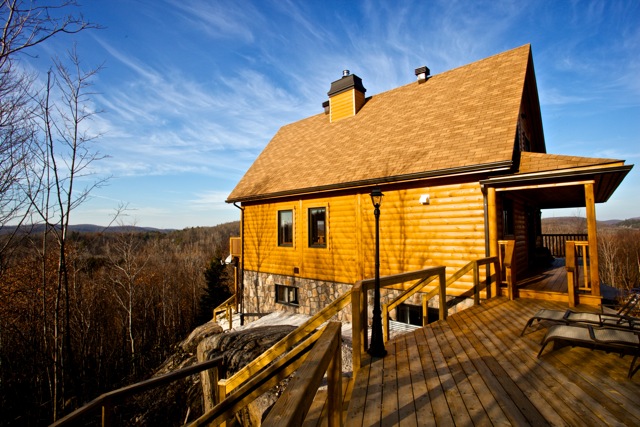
[25,47,106,420]
[0,1,99,258]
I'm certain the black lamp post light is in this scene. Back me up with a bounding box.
[368,188,387,358]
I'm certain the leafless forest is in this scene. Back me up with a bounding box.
[0,222,238,425]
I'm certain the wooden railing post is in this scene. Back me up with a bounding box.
[351,283,362,377]
[101,402,112,427]
[438,269,447,320]
[382,302,390,344]
[327,327,343,427]
[566,241,577,307]
[492,257,501,297]
[473,261,480,306]
[422,294,428,327]
[503,240,516,300]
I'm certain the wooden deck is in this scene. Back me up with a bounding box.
[518,258,568,293]
[344,297,640,426]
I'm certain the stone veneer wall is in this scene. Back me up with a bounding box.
[241,270,475,324]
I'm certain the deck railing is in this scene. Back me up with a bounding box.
[49,356,224,427]
[352,267,446,374]
[542,233,588,257]
[216,290,351,404]
[380,257,501,343]
[189,324,338,426]
[212,294,236,329]
[498,239,516,299]
[565,240,592,307]
[262,322,343,427]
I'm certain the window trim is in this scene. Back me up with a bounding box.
[278,209,294,247]
[275,284,299,306]
[308,206,327,248]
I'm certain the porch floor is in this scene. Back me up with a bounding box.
[518,257,568,293]
[343,297,640,426]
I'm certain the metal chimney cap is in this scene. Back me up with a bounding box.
[343,69,350,77]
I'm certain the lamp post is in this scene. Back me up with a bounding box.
[368,188,387,358]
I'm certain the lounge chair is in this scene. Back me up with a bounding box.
[521,292,640,336]
[537,324,640,379]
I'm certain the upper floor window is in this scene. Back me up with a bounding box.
[278,210,293,247]
[308,207,326,248]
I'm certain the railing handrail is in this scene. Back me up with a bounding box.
[213,294,235,313]
[217,290,351,398]
[262,322,343,427]
[541,233,588,257]
[352,266,446,374]
[50,356,224,427]
[380,257,501,343]
[189,325,328,426]
[213,294,236,329]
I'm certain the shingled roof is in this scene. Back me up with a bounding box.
[227,45,536,203]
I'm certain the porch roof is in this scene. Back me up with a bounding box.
[480,152,633,208]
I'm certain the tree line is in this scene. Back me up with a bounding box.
[0,223,238,425]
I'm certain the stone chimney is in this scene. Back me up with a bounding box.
[326,70,366,122]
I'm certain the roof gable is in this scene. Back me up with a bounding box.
[228,45,535,202]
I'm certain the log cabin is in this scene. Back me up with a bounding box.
[226,44,632,322]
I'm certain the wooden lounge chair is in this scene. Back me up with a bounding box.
[537,324,640,379]
[521,292,640,336]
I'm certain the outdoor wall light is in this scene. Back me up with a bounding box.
[368,187,387,358]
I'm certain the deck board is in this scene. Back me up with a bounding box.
[345,297,640,426]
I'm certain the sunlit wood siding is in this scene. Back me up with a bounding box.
[242,181,487,291]
[329,89,365,122]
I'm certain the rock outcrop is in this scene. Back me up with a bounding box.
[128,320,295,426]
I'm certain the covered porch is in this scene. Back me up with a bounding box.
[482,152,632,307]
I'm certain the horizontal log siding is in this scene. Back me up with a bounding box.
[243,196,360,284]
[512,197,529,271]
[330,90,355,122]
[300,197,359,284]
[243,202,300,275]
[242,182,486,293]
[374,183,485,289]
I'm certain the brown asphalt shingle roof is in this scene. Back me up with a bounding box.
[516,152,624,174]
[228,45,533,202]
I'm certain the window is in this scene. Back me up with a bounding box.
[275,284,299,306]
[278,210,293,247]
[502,198,514,237]
[308,207,326,247]
[396,303,423,326]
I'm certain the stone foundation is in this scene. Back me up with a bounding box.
[240,270,476,324]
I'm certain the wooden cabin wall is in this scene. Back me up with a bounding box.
[498,193,530,276]
[376,182,486,290]
[242,181,486,291]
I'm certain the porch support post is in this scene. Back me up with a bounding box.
[487,187,499,297]
[584,183,600,296]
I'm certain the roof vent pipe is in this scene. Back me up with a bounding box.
[343,69,350,77]
[415,66,430,83]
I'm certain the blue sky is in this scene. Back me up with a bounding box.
[24,0,639,229]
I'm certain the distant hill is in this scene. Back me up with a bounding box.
[0,223,175,235]
[542,216,640,232]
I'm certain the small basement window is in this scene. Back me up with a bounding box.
[278,210,293,247]
[275,284,299,306]
[396,303,423,326]
[308,207,326,247]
